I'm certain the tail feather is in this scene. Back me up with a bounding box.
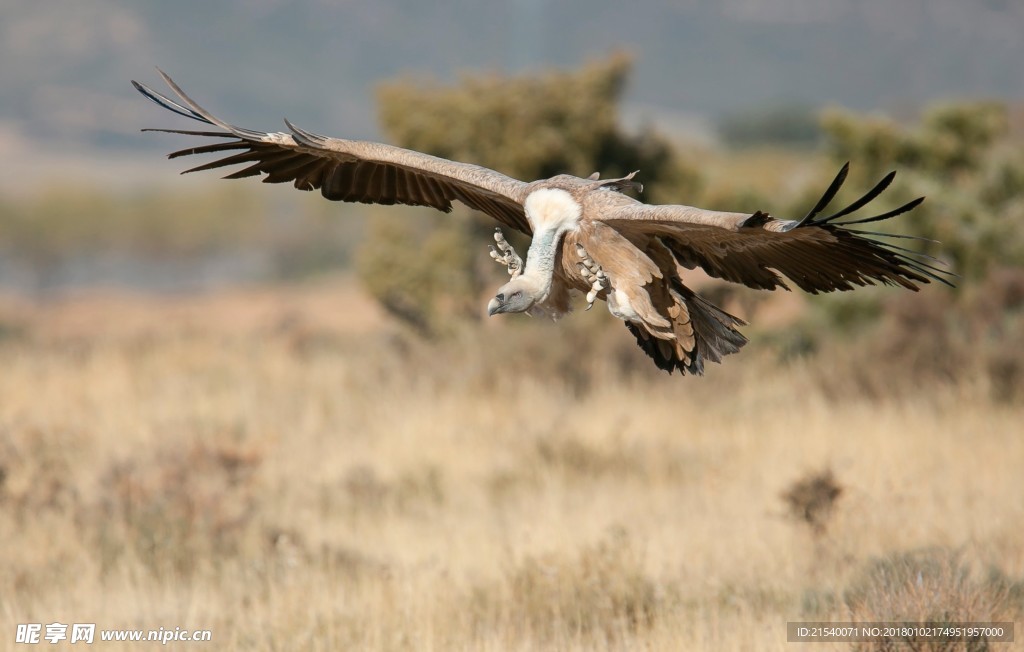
[626,285,747,376]
[679,288,748,366]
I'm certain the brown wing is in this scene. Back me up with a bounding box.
[598,164,954,294]
[133,70,532,234]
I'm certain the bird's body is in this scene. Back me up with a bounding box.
[133,71,953,375]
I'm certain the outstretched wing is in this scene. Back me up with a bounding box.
[598,164,954,293]
[133,71,532,234]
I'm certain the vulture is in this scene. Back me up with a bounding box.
[132,71,953,375]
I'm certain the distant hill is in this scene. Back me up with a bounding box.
[2,0,1022,173]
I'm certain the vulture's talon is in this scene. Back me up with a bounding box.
[578,245,609,310]
[490,228,523,278]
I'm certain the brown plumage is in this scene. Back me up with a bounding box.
[133,71,954,375]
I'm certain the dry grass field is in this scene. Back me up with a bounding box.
[1,276,1022,650]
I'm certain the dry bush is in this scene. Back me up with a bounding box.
[0,424,86,596]
[782,469,843,536]
[977,267,1024,403]
[844,548,1016,651]
[811,267,1024,403]
[0,425,81,523]
[93,440,263,576]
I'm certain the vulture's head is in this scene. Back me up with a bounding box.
[487,276,541,316]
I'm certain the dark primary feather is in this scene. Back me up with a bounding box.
[133,72,532,234]
[795,162,849,227]
[132,80,205,123]
[604,166,955,295]
[832,196,925,226]
[814,170,895,223]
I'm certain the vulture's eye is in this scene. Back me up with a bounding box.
[511,291,522,300]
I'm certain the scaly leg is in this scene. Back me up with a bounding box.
[575,244,609,310]
[488,228,523,278]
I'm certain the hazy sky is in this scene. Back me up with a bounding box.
[1,0,1021,189]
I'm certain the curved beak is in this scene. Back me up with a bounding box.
[487,296,503,316]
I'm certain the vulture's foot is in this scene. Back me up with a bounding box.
[488,228,523,278]
[575,244,609,310]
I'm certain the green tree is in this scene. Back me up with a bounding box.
[820,102,1024,280]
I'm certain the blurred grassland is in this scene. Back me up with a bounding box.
[0,183,368,293]
[0,283,1022,651]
